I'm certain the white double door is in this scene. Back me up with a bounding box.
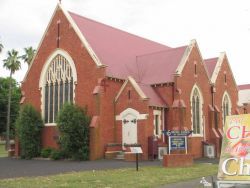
[122,113,137,146]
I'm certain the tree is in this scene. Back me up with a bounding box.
[3,49,21,150]
[0,77,21,137]
[57,103,90,160]
[21,47,36,66]
[15,104,43,159]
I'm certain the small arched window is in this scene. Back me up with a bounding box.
[222,93,231,125]
[43,54,75,124]
[191,87,203,135]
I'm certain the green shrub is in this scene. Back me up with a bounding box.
[41,147,53,158]
[57,103,90,160]
[50,149,64,160]
[15,104,43,159]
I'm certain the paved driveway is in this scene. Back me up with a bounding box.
[0,157,160,179]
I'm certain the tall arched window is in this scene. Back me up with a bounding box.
[191,86,203,135]
[40,50,77,124]
[222,92,231,125]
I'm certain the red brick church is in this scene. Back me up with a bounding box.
[17,4,239,160]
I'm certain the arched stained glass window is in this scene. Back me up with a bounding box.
[191,88,203,134]
[222,93,231,125]
[43,54,74,124]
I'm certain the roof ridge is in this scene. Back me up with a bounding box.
[136,45,187,58]
[68,11,171,49]
[204,57,218,61]
[238,84,250,86]
[238,84,250,90]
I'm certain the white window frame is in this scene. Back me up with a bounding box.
[153,110,162,138]
[190,85,204,137]
[222,91,232,126]
[39,49,77,126]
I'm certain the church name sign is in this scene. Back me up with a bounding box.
[162,130,191,154]
[218,114,250,181]
[162,130,192,137]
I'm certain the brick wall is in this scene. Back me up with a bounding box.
[20,8,105,157]
[213,57,239,129]
[115,81,151,160]
[173,45,211,158]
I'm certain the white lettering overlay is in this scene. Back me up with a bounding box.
[222,157,250,176]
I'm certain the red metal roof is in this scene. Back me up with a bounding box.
[135,46,187,84]
[238,84,250,90]
[204,57,218,78]
[138,83,167,107]
[69,12,186,84]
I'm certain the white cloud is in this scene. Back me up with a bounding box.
[0,0,250,84]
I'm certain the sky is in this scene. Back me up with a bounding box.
[0,0,250,85]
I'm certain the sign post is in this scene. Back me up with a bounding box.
[130,147,143,171]
[136,153,139,171]
[217,114,250,187]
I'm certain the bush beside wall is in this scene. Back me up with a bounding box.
[57,103,90,160]
[15,104,43,159]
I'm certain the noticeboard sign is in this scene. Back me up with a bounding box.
[130,147,143,154]
[170,136,186,150]
[218,114,250,181]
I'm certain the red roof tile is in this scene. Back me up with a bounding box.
[204,57,218,78]
[135,46,187,84]
[138,83,167,107]
[238,84,250,90]
[69,12,186,84]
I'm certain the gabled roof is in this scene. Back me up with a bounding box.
[204,57,218,78]
[209,52,237,87]
[23,4,204,86]
[138,83,167,107]
[69,11,172,80]
[115,76,148,102]
[133,46,187,84]
[115,76,167,107]
[174,40,211,83]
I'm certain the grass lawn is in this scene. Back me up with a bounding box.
[0,163,218,188]
[0,143,7,157]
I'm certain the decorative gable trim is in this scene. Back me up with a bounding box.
[211,52,238,88]
[175,39,211,83]
[59,4,103,67]
[211,52,224,84]
[23,4,61,82]
[115,76,148,102]
[22,3,103,83]
[175,40,195,75]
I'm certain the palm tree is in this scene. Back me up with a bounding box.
[21,47,36,66]
[3,49,21,150]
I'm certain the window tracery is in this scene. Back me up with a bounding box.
[44,55,74,124]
